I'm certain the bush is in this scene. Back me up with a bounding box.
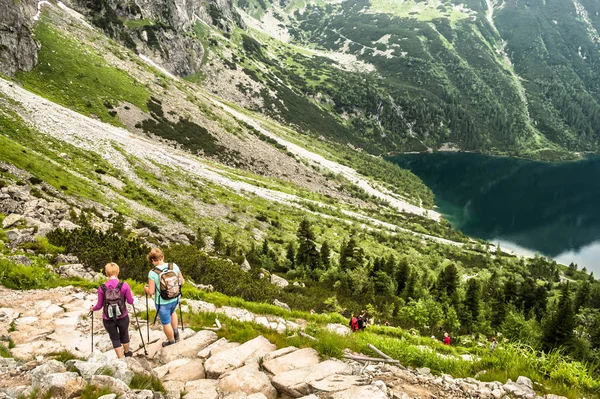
[0,259,57,290]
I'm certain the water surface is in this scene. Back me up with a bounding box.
[390,153,600,273]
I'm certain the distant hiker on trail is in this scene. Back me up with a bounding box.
[349,314,359,332]
[90,262,134,358]
[443,332,451,345]
[490,337,498,352]
[144,248,184,347]
[357,315,366,330]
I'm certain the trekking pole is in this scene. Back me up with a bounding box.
[145,292,149,342]
[179,300,184,331]
[131,301,148,356]
[88,310,94,353]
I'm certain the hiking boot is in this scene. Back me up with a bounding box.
[162,340,176,347]
[124,351,133,358]
[174,330,180,342]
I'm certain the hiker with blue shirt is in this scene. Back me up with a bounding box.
[144,248,184,347]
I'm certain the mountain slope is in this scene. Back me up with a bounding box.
[202,0,600,159]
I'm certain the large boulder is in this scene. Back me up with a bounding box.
[325,323,351,336]
[184,379,219,399]
[90,375,131,396]
[57,264,102,281]
[271,360,353,398]
[216,306,255,322]
[205,335,276,378]
[197,337,230,359]
[30,360,67,383]
[37,372,86,398]
[155,330,218,364]
[272,299,290,311]
[155,358,205,382]
[218,364,277,399]
[182,299,217,314]
[328,383,390,399]
[262,347,320,376]
[2,213,23,228]
[270,275,289,289]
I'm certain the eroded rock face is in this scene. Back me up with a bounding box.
[63,0,243,77]
[0,0,39,76]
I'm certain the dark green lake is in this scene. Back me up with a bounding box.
[390,153,600,273]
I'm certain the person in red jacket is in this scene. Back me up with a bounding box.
[349,315,359,332]
[443,332,451,345]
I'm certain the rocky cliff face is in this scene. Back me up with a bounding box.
[0,0,39,76]
[63,0,244,76]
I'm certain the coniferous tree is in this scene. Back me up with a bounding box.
[543,283,576,350]
[261,238,270,256]
[574,280,591,313]
[194,227,205,249]
[396,259,410,295]
[320,241,331,268]
[286,241,296,268]
[295,218,321,270]
[462,278,481,332]
[213,228,225,255]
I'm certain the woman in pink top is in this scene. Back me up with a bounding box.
[89,263,134,358]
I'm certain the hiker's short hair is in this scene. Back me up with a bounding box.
[105,262,120,277]
[147,248,164,263]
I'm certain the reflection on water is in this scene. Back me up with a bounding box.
[390,153,600,272]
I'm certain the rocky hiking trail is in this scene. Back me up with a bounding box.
[0,286,565,399]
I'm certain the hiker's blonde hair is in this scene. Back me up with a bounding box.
[147,248,164,263]
[105,262,120,277]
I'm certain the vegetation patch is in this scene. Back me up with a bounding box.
[16,15,150,125]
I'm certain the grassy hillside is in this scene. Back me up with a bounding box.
[224,0,600,160]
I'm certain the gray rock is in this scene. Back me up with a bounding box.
[262,347,320,376]
[0,199,20,214]
[0,0,39,76]
[272,299,290,311]
[184,379,219,399]
[240,259,251,272]
[328,384,389,399]
[7,255,31,266]
[205,335,276,378]
[90,375,131,396]
[55,254,80,265]
[271,359,353,397]
[97,395,117,399]
[30,360,67,384]
[516,376,533,389]
[155,330,218,365]
[325,323,351,336]
[2,213,23,228]
[217,306,255,322]
[218,363,277,399]
[58,220,79,231]
[5,229,21,243]
[57,263,102,281]
[38,372,86,398]
[270,274,289,289]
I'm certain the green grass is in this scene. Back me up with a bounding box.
[0,110,108,203]
[129,373,165,392]
[80,385,114,399]
[0,343,11,358]
[16,13,150,125]
[48,350,85,363]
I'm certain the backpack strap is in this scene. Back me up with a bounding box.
[153,267,164,275]
[116,281,124,290]
[100,283,107,292]
[168,263,173,270]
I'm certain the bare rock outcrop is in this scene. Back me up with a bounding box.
[0,0,39,76]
